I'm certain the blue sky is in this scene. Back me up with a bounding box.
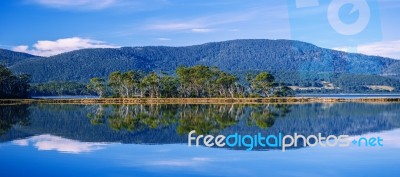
[0,0,399,58]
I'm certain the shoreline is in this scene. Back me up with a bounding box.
[1,97,400,105]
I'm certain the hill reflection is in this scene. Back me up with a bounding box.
[1,103,400,150]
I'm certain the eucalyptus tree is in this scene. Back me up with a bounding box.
[97,65,290,98]
[248,72,275,97]
[160,75,179,98]
[215,72,238,97]
[190,65,213,97]
[177,65,228,97]
[108,71,124,97]
[141,72,160,98]
[122,71,143,97]
[108,71,143,98]
[176,66,191,97]
[87,77,106,97]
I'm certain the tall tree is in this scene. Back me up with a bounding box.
[93,65,289,98]
[122,71,143,97]
[176,66,191,97]
[141,72,160,98]
[215,72,238,98]
[108,71,124,97]
[160,75,179,98]
[249,72,275,97]
[87,78,106,97]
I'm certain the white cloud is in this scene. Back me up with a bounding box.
[191,28,214,33]
[228,29,240,32]
[357,40,400,59]
[13,139,29,146]
[30,0,116,10]
[155,38,171,41]
[346,128,400,149]
[13,134,111,154]
[333,40,400,59]
[332,47,348,52]
[13,37,120,57]
[13,45,29,53]
[29,0,171,11]
[145,9,260,33]
[147,22,201,31]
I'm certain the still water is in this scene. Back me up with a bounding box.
[296,93,400,98]
[0,103,399,177]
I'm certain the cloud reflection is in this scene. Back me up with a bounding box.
[12,134,111,154]
[349,128,400,148]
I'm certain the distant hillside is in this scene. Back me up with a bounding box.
[384,61,400,76]
[4,39,400,91]
[0,49,37,67]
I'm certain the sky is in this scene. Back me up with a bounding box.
[0,0,399,59]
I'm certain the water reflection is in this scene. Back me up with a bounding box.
[0,105,30,136]
[86,104,290,134]
[1,103,400,177]
[1,103,400,150]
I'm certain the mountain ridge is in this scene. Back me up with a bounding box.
[0,49,38,67]
[2,39,400,91]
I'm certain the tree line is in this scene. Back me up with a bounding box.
[87,65,294,98]
[30,81,92,96]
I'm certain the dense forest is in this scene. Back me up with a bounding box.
[87,65,294,98]
[30,81,92,96]
[0,65,30,98]
[2,39,400,94]
[0,49,36,67]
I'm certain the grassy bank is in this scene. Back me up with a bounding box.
[1,97,400,105]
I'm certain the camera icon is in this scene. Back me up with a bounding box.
[287,0,381,47]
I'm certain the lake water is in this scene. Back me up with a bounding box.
[296,93,400,98]
[1,103,399,177]
[32,94,400,99]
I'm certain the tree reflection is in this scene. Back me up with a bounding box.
[87,104,291,134]
[176,104,247,134]
[0,104,30,135]
[87,105,106,125]
[89,105,179,131]
[247,104,291,128]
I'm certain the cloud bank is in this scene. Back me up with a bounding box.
[13,37,119,57]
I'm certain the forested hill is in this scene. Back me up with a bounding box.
[0,49,37,67]
[4,39,400,87]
